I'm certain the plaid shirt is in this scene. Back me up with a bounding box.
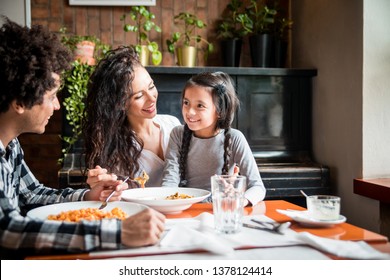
[0,138,121,257]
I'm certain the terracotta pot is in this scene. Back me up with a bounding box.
[74,41,96,65]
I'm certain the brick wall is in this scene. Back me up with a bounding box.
[30,0,241,67]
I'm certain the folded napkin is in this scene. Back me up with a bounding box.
[296,232,390,260]
[161,212,234,255]
[160,225,235,255]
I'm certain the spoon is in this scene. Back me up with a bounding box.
[300,190,309,198]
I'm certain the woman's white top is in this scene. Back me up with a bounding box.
[135,114,181,187]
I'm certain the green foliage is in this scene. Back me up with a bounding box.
[121,6,162,65]
[59,61,95,164]
[216,0,247,39]
[58,29,111,164]
[235,0,276,35]
[235,0,292,38]
[166,12,213,55]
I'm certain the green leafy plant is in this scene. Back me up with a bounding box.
[121,6,162,65]
[236,0,277,35]
[59,30,110,164]
[166,12,213,55]
[216,0,247,39]
[59,61,95,164]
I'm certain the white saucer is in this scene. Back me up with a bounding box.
[276,209,347,228]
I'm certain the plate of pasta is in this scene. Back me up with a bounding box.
[121,187,211,214]
[27,201,148,223]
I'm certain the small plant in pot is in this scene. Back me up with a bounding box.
[216,0,248,67]
[166,12,213,66]
[121,6,162,66]
[236,0,277,67]
[59,27,109,65]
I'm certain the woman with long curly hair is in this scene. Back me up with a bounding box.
[83,47,180,188]
[161,71,266,206]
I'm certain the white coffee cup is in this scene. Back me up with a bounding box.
[306,195,341,221]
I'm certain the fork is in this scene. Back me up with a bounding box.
[244,219,291,235]
[117,175,141,189]
[98,176,129,210]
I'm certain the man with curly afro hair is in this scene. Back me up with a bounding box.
[0,17,165,259]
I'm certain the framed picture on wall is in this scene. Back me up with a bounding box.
[69,0,156,5]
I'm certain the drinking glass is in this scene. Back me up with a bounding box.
[211,175,247,234]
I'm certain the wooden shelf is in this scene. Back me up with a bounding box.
[354,178,390,203]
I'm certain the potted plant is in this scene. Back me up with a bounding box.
[236,0,277,67]
[59,27,109,65]
[121,6,162,66]
[166,12,213,66]
[216,0,248,67]
[59,30,111,164]
[60,60,94,163]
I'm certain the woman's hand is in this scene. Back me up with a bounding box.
[121,208,165,247]
[84,165,129,201]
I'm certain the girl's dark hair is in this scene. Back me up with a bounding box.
[178,72,239,186]
[83,46,144,177]
[0,17,72,113]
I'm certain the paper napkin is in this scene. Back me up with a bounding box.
[160,225,235,255]
[295,231,390,259]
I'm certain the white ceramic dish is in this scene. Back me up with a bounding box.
[276,209,347,228]
[27,201,147,222]
[121,187,211,214]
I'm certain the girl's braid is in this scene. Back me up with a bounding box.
[222,128,232,175]
[179,124,193,187]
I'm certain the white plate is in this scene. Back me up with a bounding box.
[121,187,211,214]
[27,201,147,222]
[276,209,347,228]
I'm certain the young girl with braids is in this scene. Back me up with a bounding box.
[161,72,266,206]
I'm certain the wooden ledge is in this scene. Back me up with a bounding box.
[354,178,390,203]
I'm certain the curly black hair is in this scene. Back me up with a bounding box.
[83,46,144,177]
[0,17,72,113]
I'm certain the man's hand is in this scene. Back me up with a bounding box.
[121,208,165,247]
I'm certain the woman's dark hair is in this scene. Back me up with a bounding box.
[178,72,239,186]
[0,17,72,113]
[83,46,144,177]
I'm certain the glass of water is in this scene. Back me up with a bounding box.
[211,175,247,234]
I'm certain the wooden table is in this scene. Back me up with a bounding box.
[25,200,390,260]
